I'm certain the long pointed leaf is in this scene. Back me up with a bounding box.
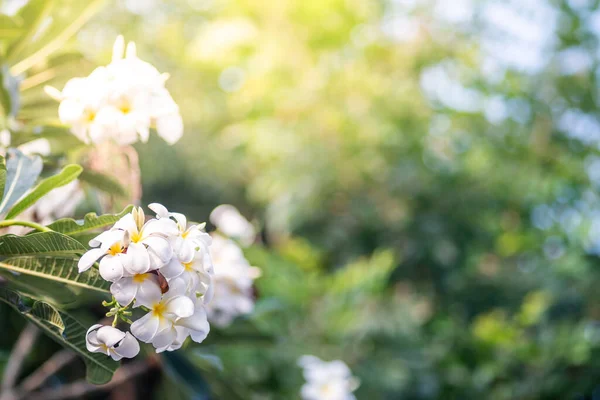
[0,148,43,216]
[47,205,133,236]
[0,287,118,384]
[5,0,55,63]
[10,0,105,75]
[0,154,6,203]
[0,231,86,256]
[0,256,109,293]
[5,164,82,219]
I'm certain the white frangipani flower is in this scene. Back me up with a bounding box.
[110,272,162,307]
[78,203,215,357]
[149,203,212,263]
[206,233,260,327]
[113,208,177,273]
[210,204,256,246]
[78,229,130,281]
[77,206,176,281]
[47,35,183,146]
[86,324,140,361]
[298,356,359,400]
[130,278,209,351]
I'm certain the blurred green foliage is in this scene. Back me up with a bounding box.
[81,0,600,398]
[5,0,600,398]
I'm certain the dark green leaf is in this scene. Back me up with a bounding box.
[0,256,109,293]
[47,205,133,236]
[0,287,118,384]
[0,231,86,256]
[5,164,82,219]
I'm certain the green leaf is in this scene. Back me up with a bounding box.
[0,15,23,41]
[0,154,6,203]
[47,205,133,236]
[0,148,43,216]
[0,269,93,308]
[5,164,82,219]
[0,256,109,293]
[0,231,86,256]
[79,169,127,197]
[0,66,20,117]
[10,0,105,75]
[0,287,118,384]
[5,0,55,64]
[5,0,54,61]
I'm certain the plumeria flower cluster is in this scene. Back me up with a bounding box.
[298,356,359,400]
[79,204,213,358]
[45,36,183,146]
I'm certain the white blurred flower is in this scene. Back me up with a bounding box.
[298,356,359,400]
[0,129,51,157]
[47,35,183,146]
[86,324,140,361]
[206,234,260,327]
[210,204,256,246]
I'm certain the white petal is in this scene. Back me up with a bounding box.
[148,203,169,218]
[178,306,209,343]
[78,248,104,272]
[110,277,137,306]
[143,236,172,264]
[113,332,140,359]
[163,276,188,298]
[124,242,150,274]
[113,213,138,236]
[156,113,183,145]
[99,256,124,282]
[177,240,195,264]
[135,276,162,308]
[164,295,194,318]
[151,326,177,349]
[160,257,185,280]
[112,35,124,62]
[130,312,160,343]
[97,326,126,347]
[90,229,124,249]
[142,218,178,238]
[86,324,104,351]
[171,213,187,231]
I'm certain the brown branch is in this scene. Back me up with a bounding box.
[25,358,159,400]
[0,323,39,394]
[16,350,77,396]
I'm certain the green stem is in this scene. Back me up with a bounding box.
[0,220,51,232]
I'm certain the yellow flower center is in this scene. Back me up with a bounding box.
[132,273,149,283]
[108,243,123,256]
[152,302,166,318]
[85,109,96,122]
[130,231,142,243]
[182,262,194,272]
[181,230,189,239]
